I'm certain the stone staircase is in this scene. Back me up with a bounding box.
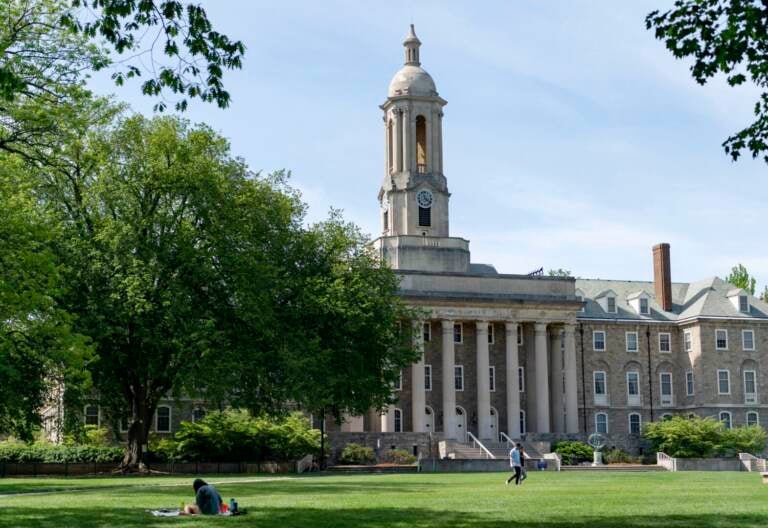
[560,464,665,472]
[443,439,547,461]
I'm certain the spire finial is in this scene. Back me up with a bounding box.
[403,24,421,66]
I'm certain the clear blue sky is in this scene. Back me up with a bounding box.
[87,1,768,290]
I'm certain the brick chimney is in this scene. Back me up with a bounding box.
[653,243,672,312]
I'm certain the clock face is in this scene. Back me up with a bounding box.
[416,190,433,208]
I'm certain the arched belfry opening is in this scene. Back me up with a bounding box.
[416,115,427,173]
[387,119,394,173]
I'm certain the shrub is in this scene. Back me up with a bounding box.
[552,441,593,465]
[644,416,767,458]
[603,448,639,464]
[173,410,320,462]
[338,443,375,465]
[381,449,416,465]
[0,441,123,463]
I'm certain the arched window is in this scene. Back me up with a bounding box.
[747,411,759,427]
[719,411,732,429]
[84,405,99,427]
[387,119,394,173]
[519,410,526,435]
[415,115,427,172]
[595,412,608,433]
[394,408,403,432]
[628,413,641,435]
[156,405,172,433]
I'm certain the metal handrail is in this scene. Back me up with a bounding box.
[466,432,495,459]
[499,431,514,449]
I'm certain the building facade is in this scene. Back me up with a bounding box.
[329,26,768,449]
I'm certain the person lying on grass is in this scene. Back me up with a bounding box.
[182,478,223,515]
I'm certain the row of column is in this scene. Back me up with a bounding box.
[404,319,579,439]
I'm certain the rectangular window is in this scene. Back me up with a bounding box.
[517,324,524,345]
[626,332,638,352]
[394,370,402,391]
[423,322,431,342]
[659,333,671,353]
[607,297,616,313]
[717,369,730,395]
[716,329,728,350]
[629,413,641,435]
[627,371,640,406]
[418,206,431,227]
[383,210,389,231]
[424,364,432,391]
[720,411,732,429]
[739,295,749,313]
[744,370,757,404]
[743,329,755,351]
[394,408,402,432]
[489,366,496,392]
[84,405,99,427]
[686,371,694,396]
[639,297,649,315]
[453,323,463,344]
[455,365,464,391]
[660,372,673,406]
[595,413,608,433]
[488,324,494,344]
[684,330,692,352]
[593,331,605,351]
[747,411,759,427]
[156,406,171,433]
[593,371,607,405]
[518,366,525,393]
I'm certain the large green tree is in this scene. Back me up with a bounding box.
[0,155,91,440]
[647,0,768,163]
[35,109,413,469]
[725,263,757,295]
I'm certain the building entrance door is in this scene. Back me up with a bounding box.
[456,406,467,442]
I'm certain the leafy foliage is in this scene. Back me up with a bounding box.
[381,449,417,465]
[0,441,122,463]
[0,156,91,439]
[725,263,757,295]
[647,1,768,163]
[552,440,593,465]
[644,415,766,457]
[168,410,320,463]
[547,269,571,277]
[338,443,376,465]
[603,448,640,464]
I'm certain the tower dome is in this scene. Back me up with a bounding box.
[387,25,438,97]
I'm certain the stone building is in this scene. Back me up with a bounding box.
[329,25,768,452]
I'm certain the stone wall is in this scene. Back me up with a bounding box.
[327,432,438,463]
[419,457,554,472]
[662,456,743,472]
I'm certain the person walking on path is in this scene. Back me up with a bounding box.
[506,443,523,486]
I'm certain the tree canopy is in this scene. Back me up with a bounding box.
[647,1,768,163]
[725,263,757,295]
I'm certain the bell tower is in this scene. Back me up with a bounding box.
[374,26,470,273]
[379,25,449,238]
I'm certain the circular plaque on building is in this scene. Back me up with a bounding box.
[416,189,433,208]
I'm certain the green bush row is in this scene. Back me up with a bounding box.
[0,442,123,463]
[644,416,766,458]
[150,410,320,462]
[337,444,417,465]
[552,440,593,465]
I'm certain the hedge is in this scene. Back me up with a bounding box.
[0,442,123,464]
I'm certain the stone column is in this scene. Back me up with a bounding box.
[441,319,457,439]
[550,328,564,433]
[340,414,364,432]
[505,321,521,438]
[564,324,579,433]
[411,320,426,433]
[395,110,403,172]
[380,406,395,432]
[475,321,492,439]
[401,108,410,174]
[535,322,551,433]
[437,112,443,173]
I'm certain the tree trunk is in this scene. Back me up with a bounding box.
[121,395,154,472]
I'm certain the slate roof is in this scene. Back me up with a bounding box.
[575,276,768,321]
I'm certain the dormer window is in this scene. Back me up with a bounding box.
[639,298,649,315]
[739,295,749,313]
[575,289,586,313]
[607,297,616,313]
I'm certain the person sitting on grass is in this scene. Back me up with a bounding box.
[182,478,222,515]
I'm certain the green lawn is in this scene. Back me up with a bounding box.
[1,471,767,527]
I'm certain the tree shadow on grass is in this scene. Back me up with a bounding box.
[0,506,766,528]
